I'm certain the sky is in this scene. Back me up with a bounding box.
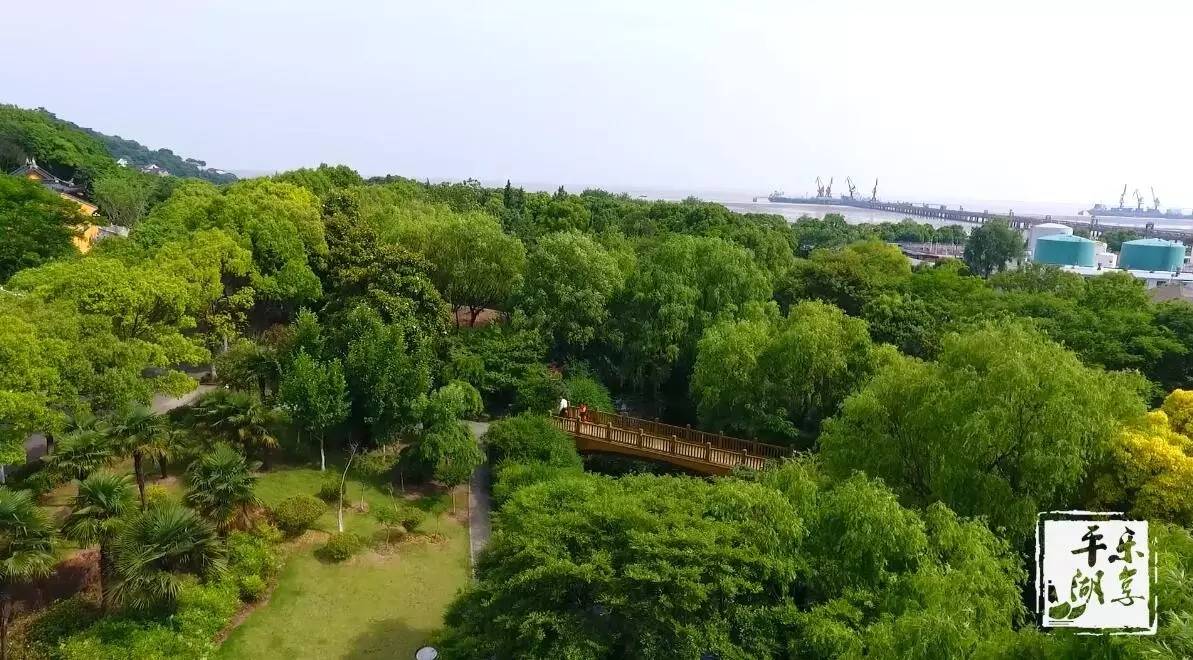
[4,0,1193,208]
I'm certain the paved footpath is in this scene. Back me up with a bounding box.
[465,421,492,570]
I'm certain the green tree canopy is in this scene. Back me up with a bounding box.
[779,240,911,316]
[612,234,772,398]
[0,174,81,281]
[963,220,1024,277]
[406,210,526,326]
[820,320,1147,542]
[513,230,624,354]
[691,300,879,444]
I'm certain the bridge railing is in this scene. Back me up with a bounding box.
[551,416,771,471]
[572,410,792,461]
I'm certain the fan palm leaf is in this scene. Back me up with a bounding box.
[110,504,224,611]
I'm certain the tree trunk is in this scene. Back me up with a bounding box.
[133,450,146,510]
[158,455,168,480]
[337,446,357,534]
[319,434,326,472]
[45,432,55,456]
[1,592,10,660]
[98,543,110,612]
[469,307,482,326]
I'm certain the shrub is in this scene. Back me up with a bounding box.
[316,477,341,503]
[375,503,426,540]
[564,375,614,412]
[18,595,100,657]
[227,531,281,582]
[320,531,365,562]
[251,520,284,544]
[398,507,425,533]
[57,579,240,659]
[484,413,581,468]
[512,364,565,414]
[238,574,267,602]
[272,495,326,535]
[143,483,172,508]
[19,470,61,498]
[174,579,241,640]
[493,461,584,507]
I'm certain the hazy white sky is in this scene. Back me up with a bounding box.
[4,0,1192,206]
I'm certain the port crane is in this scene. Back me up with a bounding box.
[1134,189,1145,211]
[871,179,878,202]
[815,177,825,197]
[1152,187,1161,211]
[846,177,857,200]
[1119,184,1128,208]
[825,177,833,198]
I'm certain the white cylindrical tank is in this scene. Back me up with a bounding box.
[1028,223,1073,258]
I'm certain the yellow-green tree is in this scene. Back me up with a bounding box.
[1095,390,1193,525]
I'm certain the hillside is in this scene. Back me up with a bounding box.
[0,104,236,185]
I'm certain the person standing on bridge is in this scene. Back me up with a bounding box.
[558,397,569,417]
[578,403,589,422]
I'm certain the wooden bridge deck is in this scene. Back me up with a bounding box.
[550,412,792,475]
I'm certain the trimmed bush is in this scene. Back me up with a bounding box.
[251,520,284,544]
[143,483,172,508]
[316,477,341,503]
[238,574,267,602]
[485,413,581,469]
[320,531,365,562]
[227,531,281,582]
[398,507,425,534]
[271,495,326,535]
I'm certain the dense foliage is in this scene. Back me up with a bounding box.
[3,110,1193,658]
[0,175,80,280]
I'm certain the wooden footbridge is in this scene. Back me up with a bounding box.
[550,411,793,475]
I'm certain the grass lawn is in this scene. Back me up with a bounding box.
[216,462,471,659]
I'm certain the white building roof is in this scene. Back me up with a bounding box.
[1060,265,1193,282]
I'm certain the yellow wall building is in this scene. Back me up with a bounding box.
[10,159,101,253]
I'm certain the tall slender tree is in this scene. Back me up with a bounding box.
[110,405,165,510]
[62,473,135,610]
[279,350,349,471]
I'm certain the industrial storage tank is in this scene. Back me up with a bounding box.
[1033,234,1096,267]
[1028,222,1073,257]
[1119,238,1186,272]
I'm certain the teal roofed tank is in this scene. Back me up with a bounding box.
[1119,238,1186,272]
[1033,234,1096,267]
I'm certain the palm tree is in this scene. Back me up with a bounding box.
[62,473,135,610]
[110,405,165,510]
[110,503,225,611]
[0,489,57,660]
[45,428,116,482]
[190,390,282,469]
[184,446,261,534]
